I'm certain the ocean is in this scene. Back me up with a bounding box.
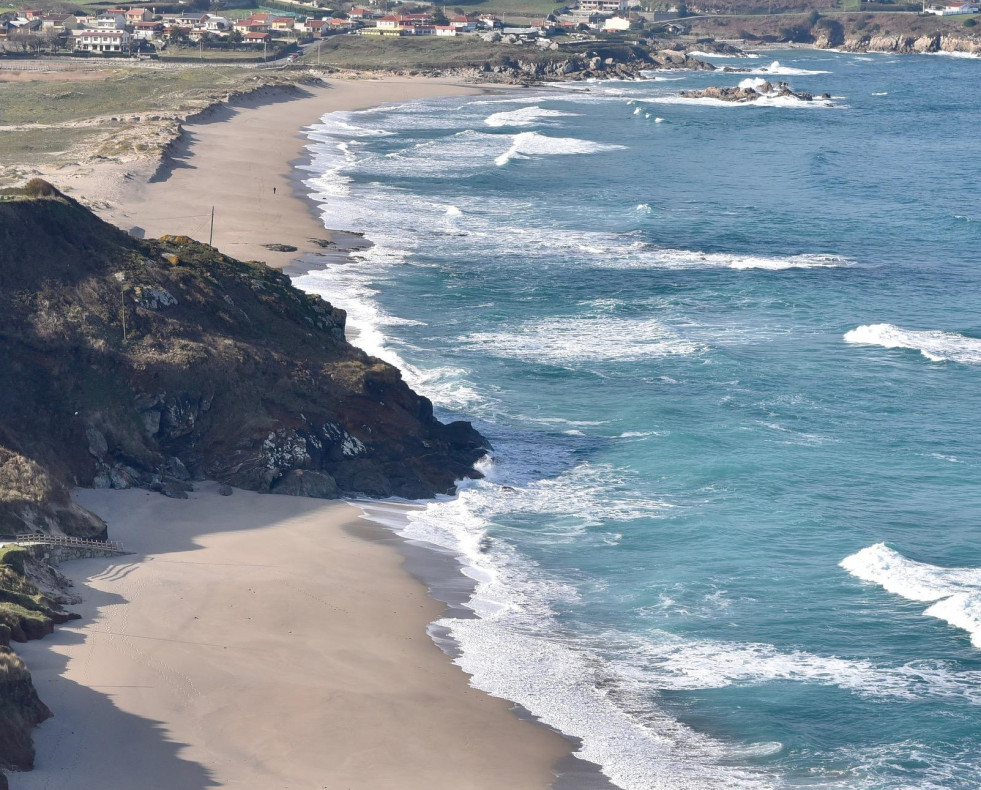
[292,49,981,789]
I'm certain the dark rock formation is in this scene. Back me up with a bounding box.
[0,648,51,771]
[680,81,826,103]
[0,185,489,539]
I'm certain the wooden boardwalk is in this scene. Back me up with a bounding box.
[0,533,128,554]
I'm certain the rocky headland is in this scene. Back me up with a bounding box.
[0,179,490,776]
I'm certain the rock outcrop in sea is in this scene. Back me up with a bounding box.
[680,81,829,103]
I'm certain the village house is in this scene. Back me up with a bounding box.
[449,14,475,31]
[602,14,637,30]
[72,27,130,51]
[476,13,502,28]
[40,13,76,31]
[270,16,296,32]
[325,16,353,31]
[125,8,153,24]
[233,17,270,33]
[298,17,326,35]
[576,0,629,11]
[242,30,271,44]
[131,19,163,39]
[203,16,229,32]
[924,0,981,12]
[348,7,370,18]
[90,13,126,30]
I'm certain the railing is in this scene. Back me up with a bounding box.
[0,533,128,553]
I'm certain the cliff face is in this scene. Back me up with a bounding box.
[0,648,51,771]
[0,185,487,538]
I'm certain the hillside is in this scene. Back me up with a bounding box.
[0,181,488,538]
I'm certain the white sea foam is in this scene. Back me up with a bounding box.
[495,131,626,167]
[461,315,703,364]
[844,324,981,364]
[382,473,774,789]
[750,60,831,76]
[596,248,848,271]
[617,631,981,703]
[842,543,981,648]
[484,106,577,127]
[738,76,770,91]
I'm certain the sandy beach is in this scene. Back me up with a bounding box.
[89,77,483,270]
[14,486,569,789]
[9,76,574,789]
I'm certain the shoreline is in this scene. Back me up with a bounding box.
[12,76,581,790]
[83,77,493,271]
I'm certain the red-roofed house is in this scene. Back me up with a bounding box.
[126,8,153,23]
[242,30,270,42]
[234,17,270,32]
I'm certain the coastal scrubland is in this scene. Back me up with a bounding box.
[308,34,570,69]
[0,67,312,186]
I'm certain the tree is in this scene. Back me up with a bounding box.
[432,5,449,24]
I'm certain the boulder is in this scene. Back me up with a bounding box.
[270,469,340,499]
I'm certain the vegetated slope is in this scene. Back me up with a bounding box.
[0,182,488,538]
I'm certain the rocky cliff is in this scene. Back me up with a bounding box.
[686,13,981,56]
[0,182,488,536]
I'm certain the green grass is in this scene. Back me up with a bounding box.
[0,546,27,575]
[156,47,271,61]
[0,68,281,126]
[308,34,567,69]
[445,0,565,20]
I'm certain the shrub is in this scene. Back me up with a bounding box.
[23,179,59,199]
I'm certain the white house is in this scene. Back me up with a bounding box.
[72,28,130,51]
[602,14,635,30]
[90,14,126,30]
[924,0,980,12]
[577,0,629,11]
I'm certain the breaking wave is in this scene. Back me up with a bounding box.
[842,544,981,648]
[495,131,626,166]
[844,324,981,364]
[484,106,577,127]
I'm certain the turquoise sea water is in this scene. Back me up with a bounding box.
[294,50,981,788]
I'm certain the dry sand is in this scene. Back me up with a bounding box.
[89,77,483,270]
[14,484,570,789]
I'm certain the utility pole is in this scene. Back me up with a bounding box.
[114,272,127,343]
[209,206,215,246]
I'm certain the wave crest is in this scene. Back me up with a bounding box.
[844,324,981,364]
[842,543,981,647]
